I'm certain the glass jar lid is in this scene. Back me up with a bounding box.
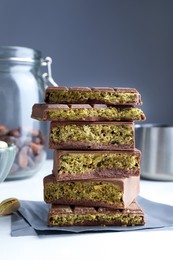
[0,46,42,63]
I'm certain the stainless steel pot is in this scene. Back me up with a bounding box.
[135,124,173,181]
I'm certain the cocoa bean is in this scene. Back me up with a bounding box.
[30,142,40,155]
[18,146,29,168]
[0,125,9,136]
[8,128,21,137]
[0,124,46,176]
[33,136,42,144]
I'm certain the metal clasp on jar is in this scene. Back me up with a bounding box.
[42,57,58,87]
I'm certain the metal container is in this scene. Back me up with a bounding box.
[135,124,173,181]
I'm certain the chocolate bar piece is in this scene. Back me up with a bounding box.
[44,174,140,209]
[48,200,145,226]
[49,121,134,150]
[44,86,142,105]
[53,150,141,180]
[31,103,146,122]
[53,149,141,180]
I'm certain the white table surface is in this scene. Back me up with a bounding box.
[1,160,173,260]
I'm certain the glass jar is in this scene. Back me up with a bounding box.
[0,46,48,179]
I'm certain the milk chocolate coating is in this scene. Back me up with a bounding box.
[49,121,135,150]
[31,103,146,122]
[53,149,141,180]
[43,174,140,209]
[48,200,145,226]
[44,86,142,105]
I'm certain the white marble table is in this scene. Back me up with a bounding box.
[0,160,173,260]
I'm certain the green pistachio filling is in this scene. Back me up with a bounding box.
[45,181,123,206]
[50,124,133,145]
[47,90,137,104]
[48,107,144,120]
[49,213,143,226]
[59,153,139,175]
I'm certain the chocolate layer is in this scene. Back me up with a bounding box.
[49,121,134,150]
[44,86,142,105]
[48,200,145,226]
[31,103,146,122]
[44,174,140,209]
[53,149,141,180]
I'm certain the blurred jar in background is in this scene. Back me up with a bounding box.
[0,46,47,179]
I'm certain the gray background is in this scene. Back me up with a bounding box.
[0,0,172,123]
[0,0,173,124]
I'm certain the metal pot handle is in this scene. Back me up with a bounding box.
[41,57,58,87]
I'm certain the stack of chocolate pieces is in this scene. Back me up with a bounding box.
[32,86,146,227]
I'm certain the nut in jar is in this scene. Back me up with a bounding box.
[0,125,46,179]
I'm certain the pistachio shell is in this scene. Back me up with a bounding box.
[0,198,20,216]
